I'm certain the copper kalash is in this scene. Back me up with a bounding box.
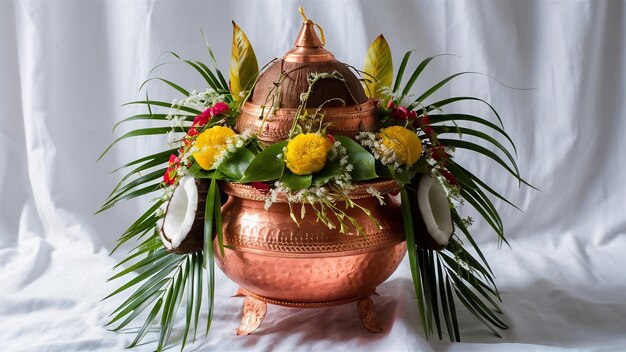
[217,19,407,335]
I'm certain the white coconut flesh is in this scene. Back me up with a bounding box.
[417,175,454,246]
[159,175,198,249]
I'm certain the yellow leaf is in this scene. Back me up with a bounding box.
[229,21,259,103]
[362,34,393,100]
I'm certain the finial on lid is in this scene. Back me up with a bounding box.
[284,8,335,63]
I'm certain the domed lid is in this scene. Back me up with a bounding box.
[236,12,376,143]
[248,17,368,108]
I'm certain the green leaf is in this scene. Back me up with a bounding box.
[187,162,216,179]
[113,113,180,132]
[217,147,255,181]
[281,171,312,191]
[182,255,194,351]
[412,72,476,107]
[139,77,190,97]
[436,256,459,342]
[99,127,172,161]
[400,188,427,336]
[113,148,177,173]
[124,99,202,115]
[199,30,230,91]
[104,254,183,300]
[241,141,287,182]
[193,252,203,340]
[438,138,521,184]
[180,254,196,352]
[108,250,169,281]
[213,183,225,257]
[106,168,167,205]
[428,114,517,155]
[335,136,377,181]
[362,34,393,100]
[127,298,163,348]
[393,50,416,93]
[413,96,504,128]
[97,183,161,214]
[230,21,259,103]
[433,126,517,169]
[401,54,452,99]
[109,288,163,331]
[204,176,217,335]
[447,161,521,211]
[312,161,342,186]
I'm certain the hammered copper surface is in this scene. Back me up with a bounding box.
[215,181,407,304]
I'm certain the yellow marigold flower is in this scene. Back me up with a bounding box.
[377,126,423,166]
[192,126,236,170]
[285,133,333,175]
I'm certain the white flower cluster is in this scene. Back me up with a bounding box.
[378,86,415,107]
[168,89,225,116]
[210,130,256,169]
[165,89,228,145]
[428,158,462,208]
[356,132,402,171]
[366,186,386,205]
[326,141,354,190]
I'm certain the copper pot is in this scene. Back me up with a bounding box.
[215,180,406,305]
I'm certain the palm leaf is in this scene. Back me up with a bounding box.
[401,54,452,99]
[393,50,416,93]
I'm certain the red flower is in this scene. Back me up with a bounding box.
[168,154,180,167]
[440,169,458,186]
[431,146,447,161]
[193,109,211,127]
[187,127,199,137]
[391,106,410,120]
[327,134,336,144]
[163,167,176,185]
[251,182,270,193]
[210,102,229,116]
[387,100,395,110]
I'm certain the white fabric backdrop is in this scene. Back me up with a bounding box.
[1,0,625,351]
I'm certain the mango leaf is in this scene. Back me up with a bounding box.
[362,35,393,100]
[187,163,215,179]
[217,147,255,181]
[240,141,287,182]
[229,21,259,104]
[281,171,312,191]
[335,136,377,181]
[312,161,342,186]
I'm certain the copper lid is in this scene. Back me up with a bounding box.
[284,19,336,63]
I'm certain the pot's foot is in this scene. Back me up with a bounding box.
[233,287,246,297]
[236,296,267,336]
[357,297,383,333]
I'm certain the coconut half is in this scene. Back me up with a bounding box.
[159,175,199,249]
[417,174,454,247]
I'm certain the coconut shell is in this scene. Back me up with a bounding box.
[408,174,448,251]
[164,179,209,254]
